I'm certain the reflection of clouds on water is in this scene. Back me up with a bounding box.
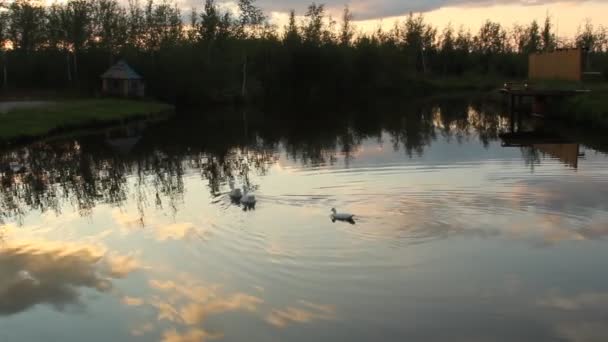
[111,208,212,242]
[0,240,139,316]
[505,216,608,247]
[537,291,608,342]
[130,322,155,336]
[111,209,144,230]
[125,273,337,339]
[162,328,220,342]
[155,223,203,241]
[538,291,608,311]
[498,177,608,245]
[506,178,608,214]
[265,241,295,258]
[131,277,263,340]
[103,252,142,277]
[149,279,262,324]
[122,296,145,306]
[339,175,608,247]
[265,300,336,328]
[555,322,608,342]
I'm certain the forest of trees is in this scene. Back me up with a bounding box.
[0,0,607,105]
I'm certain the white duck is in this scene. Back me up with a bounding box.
[331,208,355,223]
[228,179,243,201]
[241,191,256,207]
[229,188,243,201]
[9,162,25,173]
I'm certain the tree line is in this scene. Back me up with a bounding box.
[0,0,606,105]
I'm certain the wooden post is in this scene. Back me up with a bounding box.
[2,52,7,89]
[66,51,71,83]
[532,96,546,115]
[2,64,6,89]
[241,54,248,99]
[510,109,515,133]
[73,52,78,85]
[517,106,523,131]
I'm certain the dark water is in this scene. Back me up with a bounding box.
[1,99,608,342]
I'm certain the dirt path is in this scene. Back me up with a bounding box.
[0,101,54,114]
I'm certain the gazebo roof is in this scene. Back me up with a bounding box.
[101,60,143,80]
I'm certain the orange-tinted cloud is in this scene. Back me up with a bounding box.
[161,328,222,342]
[265,300,336,328]
[149,279,262,326]
[122,296,145,306]
[0,240,139,316]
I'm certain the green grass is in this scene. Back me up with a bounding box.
[0,99,173,140]
[550,83,608,128]
[426,74,508,92]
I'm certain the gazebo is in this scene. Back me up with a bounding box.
[101,60,145,98]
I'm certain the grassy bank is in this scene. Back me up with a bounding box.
[551,83,608,128]
[0,99,173,141]
[426,74,507,93]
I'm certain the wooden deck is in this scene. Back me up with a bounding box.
[499,132,573,146]
[499,131,583,168]
[500,82,591,115]
[500,88,591,97]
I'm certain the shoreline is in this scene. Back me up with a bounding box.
[0,98,174,144]
[552,93,608,129]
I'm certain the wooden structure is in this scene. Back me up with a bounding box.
[500,131,583,168]
[101,61,145,98]
[529,48,584,82]
[500,48,592,115]
[501,83,590,114]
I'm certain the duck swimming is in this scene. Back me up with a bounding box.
[331,208,355,224]
[229,188,243,201]
[228,179,243,202]
[241,192,256,209]
[9,162,24,173]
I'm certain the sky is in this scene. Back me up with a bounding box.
[209,0,608,37]
[35,0,607,37]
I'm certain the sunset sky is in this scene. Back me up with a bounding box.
[223,0,608,37]
[34,0,607,37]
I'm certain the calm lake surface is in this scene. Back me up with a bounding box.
[1,98,608,341]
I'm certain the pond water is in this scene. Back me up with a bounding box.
[1,98,608,342]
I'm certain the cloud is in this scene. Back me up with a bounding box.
[538,292,608,311]
[155,222,204,241]
[330,173,608,247]
[103,252,142,277]
[162,328,221,342]
[131,322,155,336]
[111,208,208,242]
[0,240,139,316]
[537,291,608,341]
[122,296,145,306]
[555,322,608,342]
[143,277,262,340]
[191,0,587,21]
[149,280,263,341]
[265,300,336,328]
[112,209,144,230]
[179,293,261,324]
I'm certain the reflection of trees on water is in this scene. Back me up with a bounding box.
[520,147,542,171]
[0,141,130,223]
[384,106,436,158]
[192,148,277,195]
[0,99,514,222]
[434,99,508,147]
